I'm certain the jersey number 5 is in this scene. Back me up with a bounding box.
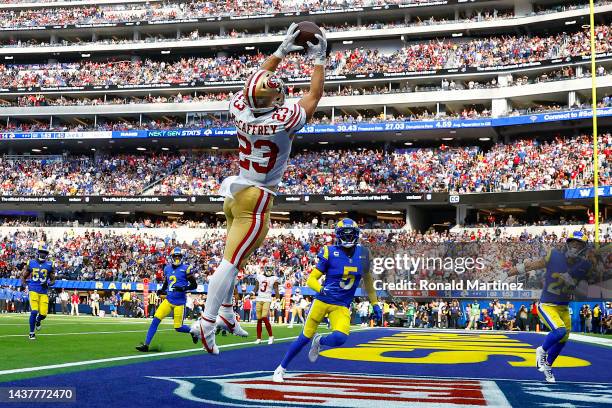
[238,134,279,174]
[340,266,358,290]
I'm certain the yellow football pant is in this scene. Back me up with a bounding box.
[303,299,351,338]
[223,186,273,268]
[154,299,185,329]
[538,303,571,342]
[29,292,49,316]
[256,301,271,320]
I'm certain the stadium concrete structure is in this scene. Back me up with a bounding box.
[0,1,610,407]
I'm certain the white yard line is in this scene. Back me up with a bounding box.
[0,329,175,338]
[0,327,369,376]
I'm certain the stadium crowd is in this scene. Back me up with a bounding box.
[0,134,608,196]
[0,25,609,89]
[0,0,595,30]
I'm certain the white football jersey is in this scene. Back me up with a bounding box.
[256,274,278,302]
[220,91,307,198]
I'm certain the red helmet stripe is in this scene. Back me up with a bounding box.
[247,70,266,109]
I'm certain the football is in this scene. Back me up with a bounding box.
[295,21,322,48]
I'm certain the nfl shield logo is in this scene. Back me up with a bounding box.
[150,371,511,407]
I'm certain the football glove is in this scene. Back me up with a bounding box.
[307,30,327,66]
[172,285,186,293]
[372,304,383,321]
[156,289,166,296]
[41,281,48,290]
[273,22,304,59]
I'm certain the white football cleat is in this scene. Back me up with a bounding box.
[199,318,219,355]
[308,333,322,363]
[255,338,262,344]
[542,365,555,383]
[535,346,547,372]
[268,336,274,345]
[287,324,293,329]
[272,365,286,383]
[216,313,249,337]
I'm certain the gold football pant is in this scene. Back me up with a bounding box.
[223,186,273,269]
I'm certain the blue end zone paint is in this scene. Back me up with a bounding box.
[2,330,610,408]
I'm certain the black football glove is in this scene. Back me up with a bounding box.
[156,289,166,296]
[41,281,49,290]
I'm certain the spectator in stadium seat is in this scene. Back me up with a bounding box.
[517,305,528,331]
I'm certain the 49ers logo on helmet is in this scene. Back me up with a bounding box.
[266,77,282,89]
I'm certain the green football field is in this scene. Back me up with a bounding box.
[0,313,316,383]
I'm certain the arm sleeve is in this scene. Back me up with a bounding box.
[315,246,330,273]
[285,103,307,133]
[306,268,324,293]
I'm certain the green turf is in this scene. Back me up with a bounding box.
[0,313,311,383]
[579,332,612,339]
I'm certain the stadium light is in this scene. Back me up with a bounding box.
[404,142,413,146]
[211,146,219,150]
[565,20,576,25]
[81,53,91,58]
[478,137,491,141]
[343,40,353,45]
[245,46,255,50]
[163,211,184,215]
[376,210,402,214]
[271,211,290,215]
[452,33,463,37]
[91,148,96,151]
[31,148,41,153]
[161,50,170,55]
[4,56,13,60]
[115,211,130,215]
[321,211,344,215]
[161,147,169,151]
[42,146,48,150]
[137,147,146,151]
[318,141,329,144]
[441,137,454,141]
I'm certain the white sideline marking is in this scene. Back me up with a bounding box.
[0,327,369,376]
[0,334,301,376]
[0,329,175,338]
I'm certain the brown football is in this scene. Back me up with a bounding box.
[295,21,322,48]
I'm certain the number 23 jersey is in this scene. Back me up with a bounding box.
[315,245,370,308]
[221,90,307,197]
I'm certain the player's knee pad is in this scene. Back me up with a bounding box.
[323,331,348,347]
[551,327,567,343]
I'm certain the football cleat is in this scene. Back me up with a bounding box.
[199,318,219,355]
[268,336,274,345]
[308,333,322,363]
[216,313,248,337]
[255,339,262,344]
[28,333,36,340]
[135,343,149,352]
[535,346,547,372]
[287,324,293,329]
[272,365,286,383]
[542,365,555,383]
[35,320,41,332]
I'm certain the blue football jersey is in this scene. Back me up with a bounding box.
[315,244,369,307]
[540,249,591,305]
[27,259,54,295]
[164,263,192,306]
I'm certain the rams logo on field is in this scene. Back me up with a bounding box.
[150,371,509,407]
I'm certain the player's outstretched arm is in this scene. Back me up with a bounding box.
[298,30,327,121]
[262,23,303,72]
[362,248,382,320]
[306,268,324,293]
[508,257,547,277]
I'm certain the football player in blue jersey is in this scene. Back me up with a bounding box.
[508,231,592,382]
[21,244,55,340]
[136,247,198,352]
[273,219,382,382]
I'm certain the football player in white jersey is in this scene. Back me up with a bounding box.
[254,265,280,344]
[196,23,327,354]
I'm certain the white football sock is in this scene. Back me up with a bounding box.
[203,259,238,321]
[220,282,235,317]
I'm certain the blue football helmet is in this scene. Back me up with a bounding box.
[171,247,184,266]
[37,244,49,262]
[335,218,360,248]
[565,231,588,259]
